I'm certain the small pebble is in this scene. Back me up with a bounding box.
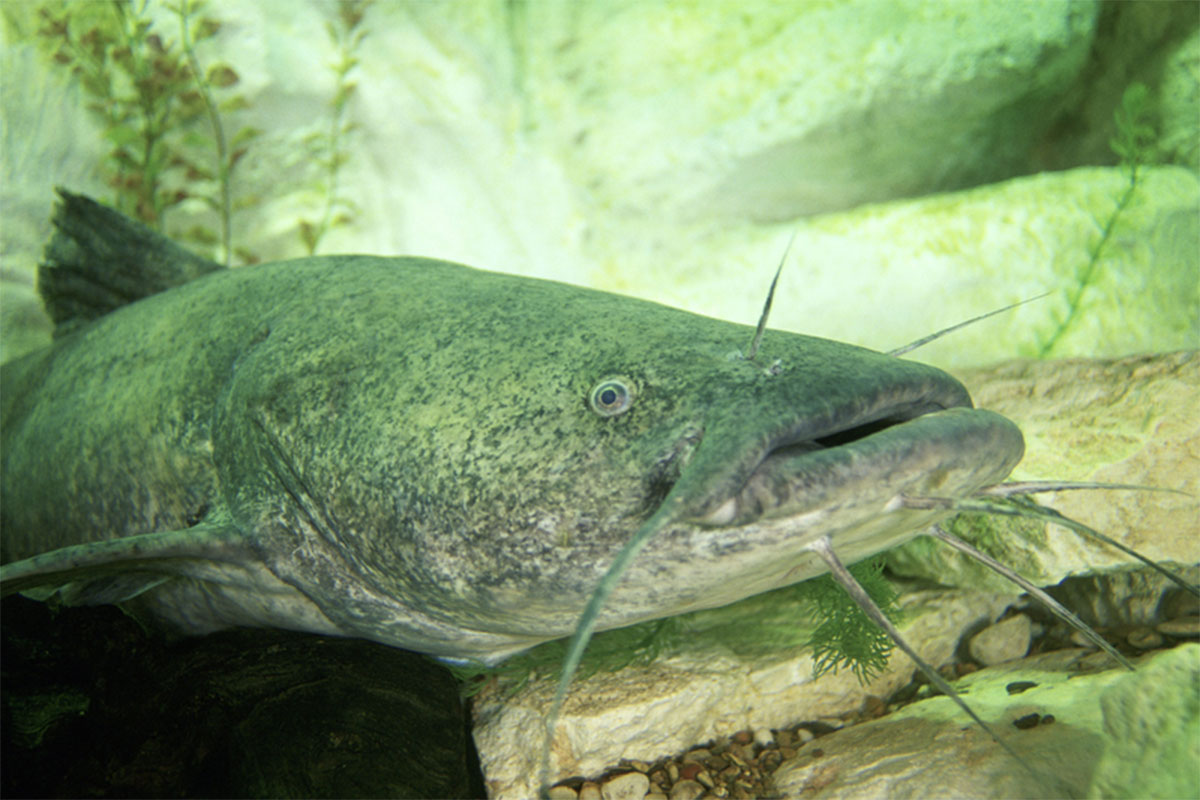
[1076,649,1118,670]
[547,786,578,800]
[696,769,715,789]
[628,760,650,773]
[1041,714,1056,725]
[682,748,711,764]
[669,779,705,800]
[795,727,815,744]
[753,728,774,747]
[579,781,602,800]
[678,762,701,781]
[1127,627,1163,649]
[1012,713,1041,730]
[1157,616,1200,638]
[601,771,649,800]
[970,614,1032,665]
[733,729,754,745]
[666,763,679,783]
[774,729,793,748]
[1006,680,1038,695]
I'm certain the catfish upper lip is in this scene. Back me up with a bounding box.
[700,402,1023,528]
[773,395,966,453]
[690,374,1005,527]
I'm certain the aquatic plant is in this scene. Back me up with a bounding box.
[172,0,259,266]
[32,0,256,264]
[805,559,899,683]
[1037,82,1158,357]
[297,0,372,255]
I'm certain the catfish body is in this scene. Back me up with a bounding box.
[1,193,1023,662]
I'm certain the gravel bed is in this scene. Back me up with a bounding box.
[545,613,1199,800]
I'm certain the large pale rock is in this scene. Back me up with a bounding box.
[888,351,1200,591]
[471,589,1014,800]
[519,0,1099,222]
[601,167,1199,370]
[770,644,1200,800]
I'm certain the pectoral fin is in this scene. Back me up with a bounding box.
[1,522,254,605]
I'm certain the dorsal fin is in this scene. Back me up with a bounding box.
[38,189,224,336]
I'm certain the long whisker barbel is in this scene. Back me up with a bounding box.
[926,523,1135,669]
[900,494,1200,598]
[804,534,1072,794]
[886,292,1053,357]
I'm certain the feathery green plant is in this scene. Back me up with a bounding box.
[1037,82,1158,357]
[34,0,257,264]
[36,0,198,226]
[297,0,372,255]
[806,558,901,683]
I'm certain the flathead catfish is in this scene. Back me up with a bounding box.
[2,191,1025,665]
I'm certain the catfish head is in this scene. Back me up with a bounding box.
[213,258,1023,662]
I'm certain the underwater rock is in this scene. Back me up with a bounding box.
[889,351,1200,591]
[769,644,1199,800]
[1046,566,1200,633]
[0,596,484,799]
[969,614,1033,666]
[471,588,1013,800]
[612,167,1199,372]
[1088,643,1200,799]
[6,4,1196,375]
[518,0,1100,221]
[599,770,650,800]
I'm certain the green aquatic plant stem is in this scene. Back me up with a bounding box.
[105,0,186,227]
[35,0,256,262]
[299,0,371,255]
[1038,83,1156,358]
[176,0,230,266]
[1036,166,1140,358]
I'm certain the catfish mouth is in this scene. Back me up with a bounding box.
[689,384,1024,529]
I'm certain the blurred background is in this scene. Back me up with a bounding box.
[2,0,1197,367]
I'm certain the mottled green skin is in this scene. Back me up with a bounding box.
[1,254,1022,661]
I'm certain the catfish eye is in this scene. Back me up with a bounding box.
[589,378,634,417]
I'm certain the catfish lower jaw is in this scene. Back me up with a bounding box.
[698,407,1024,528]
